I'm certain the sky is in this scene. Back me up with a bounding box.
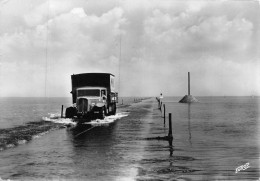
[0,0,259,97]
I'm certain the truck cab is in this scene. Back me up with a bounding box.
[76,87,107,117]
[65,73,118,121]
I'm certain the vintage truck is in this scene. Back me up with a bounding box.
[65,73,118,121]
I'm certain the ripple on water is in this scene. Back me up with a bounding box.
[155,165,198,174]
[140,156,196,164]
[137,165,199,181]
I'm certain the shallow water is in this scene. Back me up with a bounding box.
[0,97,259,180]
[137,97,259,180]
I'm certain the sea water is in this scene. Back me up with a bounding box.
[0,97,259,180]
[140,97,259,180]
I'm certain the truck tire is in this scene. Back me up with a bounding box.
[104,106,108,116]
[112,103,116,115]
[65,107,77,118]
[99,107,106,120]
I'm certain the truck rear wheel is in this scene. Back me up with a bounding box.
[111,103,116,115]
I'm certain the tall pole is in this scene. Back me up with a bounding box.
[188,72,190,95]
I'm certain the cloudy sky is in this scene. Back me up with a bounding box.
[0,0,259,97]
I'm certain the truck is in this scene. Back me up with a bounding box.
[65,73,118,121]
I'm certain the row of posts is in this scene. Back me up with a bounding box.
[156,97,173,143]
[156,98,173,139]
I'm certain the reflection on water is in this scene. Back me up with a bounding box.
[169,140,174,157]
[188,104,192,146]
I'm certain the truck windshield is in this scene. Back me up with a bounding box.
[77,89,100,97]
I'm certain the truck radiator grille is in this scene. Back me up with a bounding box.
[77,98,88,114]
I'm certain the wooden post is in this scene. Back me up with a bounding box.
[168,113,172,138]
[188,72,190,95]
[122,99,123,105]
[163,104,166,124]
[61,105,63,118]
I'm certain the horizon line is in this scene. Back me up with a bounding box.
[0,95,259,98]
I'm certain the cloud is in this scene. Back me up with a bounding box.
[0,6,126,96]
[46,7,125,66]
[143,7,254,62]
[0,0,259,97]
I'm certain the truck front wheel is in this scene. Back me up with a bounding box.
[99,107,106,120]
[65,107,77,118]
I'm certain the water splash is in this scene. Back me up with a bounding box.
[42,116,76,126]
[84,112,129,125]
[42,113,76,126]
[0,177,14,181]
[42,112,129,126]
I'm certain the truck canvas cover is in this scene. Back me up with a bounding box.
[71,73,115,103]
